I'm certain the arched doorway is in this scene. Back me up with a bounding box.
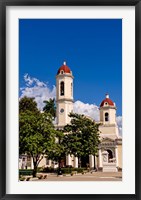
[107,149,113,162]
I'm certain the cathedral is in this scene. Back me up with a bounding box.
[19,62,122,172]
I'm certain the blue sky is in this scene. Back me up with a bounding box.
[19,19,122,116]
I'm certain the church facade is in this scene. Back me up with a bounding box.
[19,62,122,171]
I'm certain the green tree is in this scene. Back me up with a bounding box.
[63,113,101,167]
[19,97,56,177]
[43,98,56,119]
[19,96,39,114]
[48,130,66,172]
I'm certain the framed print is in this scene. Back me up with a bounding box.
[0,0,141,199]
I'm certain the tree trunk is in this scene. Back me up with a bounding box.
[78,157,81,168]
[94,154,96,170]
[33,162,37,177]
[58,157,62,175]
[58,157,61,168]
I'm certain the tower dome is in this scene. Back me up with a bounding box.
[99,94,116,125]
[57,61,71,75]
[100,94,115,107]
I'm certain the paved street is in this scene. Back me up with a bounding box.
[32,172,122,181]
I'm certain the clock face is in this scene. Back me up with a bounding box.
[60,108,64,113]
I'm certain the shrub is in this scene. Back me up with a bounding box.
[39,167,88,174]
[42,167,57,173]
[19,169,33,176]
[19,176,25,181]
[37,167,44,172]
[74,168,86,173]
[61,168,72,174]
[58,167,87,174]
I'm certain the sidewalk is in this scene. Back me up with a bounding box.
[32,172,122,181]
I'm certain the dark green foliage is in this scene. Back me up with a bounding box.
[19,169,33,176]
[47,130,66,166]
[19,97,57,177]
[43,98,56,119]
[61,167,87,174]
[63,113,101,162]
[41,167,87,174]
[19,96,39,114]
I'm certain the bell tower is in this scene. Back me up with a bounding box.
[56,61,74,127]
[100,94,117,125]
[99,94,119,137]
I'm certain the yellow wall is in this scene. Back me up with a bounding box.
[117,144,122,169]
[99,125,119,135]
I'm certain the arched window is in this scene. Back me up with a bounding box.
[61,70,64,74]
[60,81,64,96]
[105,112,109,121]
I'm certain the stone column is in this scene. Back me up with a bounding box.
[115,147,119,167]
[89,155,94,168]
[99,149,102,168]
[66,154,71,166]
[74,157,78,168]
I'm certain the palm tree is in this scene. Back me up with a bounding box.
[43,98,56,119]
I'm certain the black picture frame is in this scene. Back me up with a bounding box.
[0,0,141,199]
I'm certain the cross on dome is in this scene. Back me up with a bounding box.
[63,61,66,65]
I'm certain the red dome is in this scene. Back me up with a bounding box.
[57,62,71,75]
[100,95,114,107]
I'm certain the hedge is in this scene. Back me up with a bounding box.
[19,167,88,176]
[19,169,33,176]
[41,167,87,174]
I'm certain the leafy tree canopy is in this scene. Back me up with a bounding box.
[19,97,57,177]
[43,98,56,119]
[19,96,39,114]
[47,130,65,164]
[63,113,101,158]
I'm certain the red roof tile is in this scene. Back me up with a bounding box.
[100,98,114,107]
[57,64,71,75]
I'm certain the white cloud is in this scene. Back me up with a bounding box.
[74,100,100,121]
[24,73,47,87]
[74,100,122,136]
[20,74,56,110]
[20,74,122,135]
[116,116,122,136]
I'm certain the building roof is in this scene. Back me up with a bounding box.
[57,61,71,75]
[100,94,115,107]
